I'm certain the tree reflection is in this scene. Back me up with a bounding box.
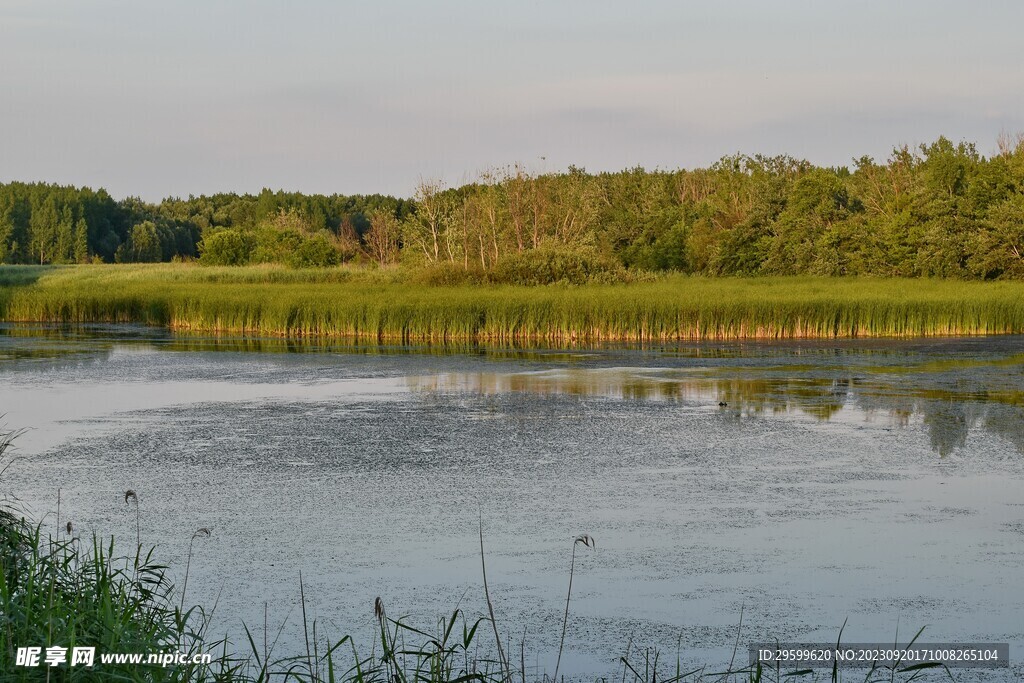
[409,369,1024,457]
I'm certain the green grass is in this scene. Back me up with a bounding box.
[3,264,1024,342]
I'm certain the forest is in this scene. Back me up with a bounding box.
[2,134,1023,281]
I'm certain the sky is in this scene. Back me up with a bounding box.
[1,0,1022,201]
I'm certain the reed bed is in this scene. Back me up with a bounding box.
[3,264,1024,342]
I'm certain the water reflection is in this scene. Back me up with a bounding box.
[0,323,604,362]
[408,369,1024,457]
[9,321,1021,361]
[3,322,1024,457]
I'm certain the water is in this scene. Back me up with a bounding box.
[2,324,1022,681]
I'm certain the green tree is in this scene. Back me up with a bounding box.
[969,194,1024,278]
[73,218,90,262]
[115,221,164,263]
[199,229,253,265]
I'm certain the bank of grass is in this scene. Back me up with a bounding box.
[2,264,1024,342]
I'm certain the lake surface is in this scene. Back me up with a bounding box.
[2,324,1022,681]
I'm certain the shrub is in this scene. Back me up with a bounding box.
[488,247,631,285]
[198,229,253,266]
[410,261,487,286]
[286,233,342,268]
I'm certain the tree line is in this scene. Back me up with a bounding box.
[0,185,411,268]
[3,134,1024,279]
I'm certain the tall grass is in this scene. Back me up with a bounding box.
[554,534,595,683]
[3,264,1024,342]
[0,530,235,681]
